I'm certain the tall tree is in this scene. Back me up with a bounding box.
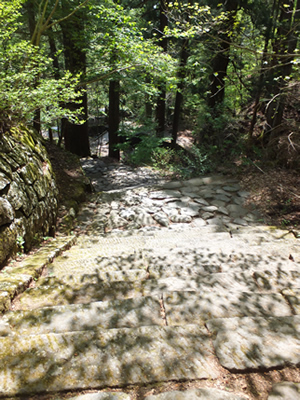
[171,39,189,147]
[60,1,90,156]
[108,79,120,159]
[264,0,300,145]
[26,0,41,134]
[207,0,239,109]
[0,0,83,135]
[155,0,168,137]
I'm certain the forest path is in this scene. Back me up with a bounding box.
[1,162,300,400]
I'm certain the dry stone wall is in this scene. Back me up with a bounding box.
[0,126,58,266]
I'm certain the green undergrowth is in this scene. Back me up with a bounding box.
[119,134,213,180]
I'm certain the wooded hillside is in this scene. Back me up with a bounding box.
[1,0,299,168]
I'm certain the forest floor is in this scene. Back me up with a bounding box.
[240,167,300,232]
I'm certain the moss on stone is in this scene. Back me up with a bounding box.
[0,126,59,263]
[0,225,17,266]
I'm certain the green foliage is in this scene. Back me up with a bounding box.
[194,100,233,146]
[125,135,166,166]
[88,1,176,81]
[86,0,177,123]
[175,145,211,179]
[2,0,298,167]
[151,147,176,170]
[125,131,212,180]
[152,144,211,179]
[0,0,84,132]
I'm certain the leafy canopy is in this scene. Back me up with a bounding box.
[0,0,83,132]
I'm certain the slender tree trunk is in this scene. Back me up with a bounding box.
[265,0,300,144]
[207,0,238,108]
[60,9,90,156]
[171,40,189,147]
[48,127,53,143]
[47,26,60,144]
[207,41,231,108]
[145,75,152,120]
[155,0,168,137]
[108,79,120,160]
[47,26,60,80]
[248,30,272,143]
[26,0,41,134]
[156,89,166,137]
[248,0,278,144]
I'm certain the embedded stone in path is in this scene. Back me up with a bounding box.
[3,296,163,335]
[145,388,247,400]
[148,263,222,280]
[255,269,300,291]
[164,291,292,326]
[70,393,131,400]
[0,325,219,396]
[206,315,300,371]
[283,289,300,314]
[268,382,300,400]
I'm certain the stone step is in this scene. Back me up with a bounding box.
[16,269,300,311]
[46,236,298,287]
[15,277,154,309]
[163,291,293,326]
[45,259,300,294]
[0,324,219,397]
[2,296,164,336]
[46,266,300,294]
[7,288,297,337]
[51,249,147,271]
[206,315,300,371]
[61,389,249,400]
[48,265,148,283]
[15,271,258,310]
[71,225,299,259]
[144,388,248,400]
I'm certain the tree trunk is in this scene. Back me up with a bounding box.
[155,0,168,137]
[156,88,166,137]
[248,28,272,144]
[26,0,41,134]
[207,0,238,109]
[207,41,231,108]
[60,8,90,156]
[108,79,120,160]
[265,0,300,144]
[47,26,60,80]
[171,40,189,148]
[145,75,153,120]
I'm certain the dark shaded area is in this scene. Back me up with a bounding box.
[45,142,92,233]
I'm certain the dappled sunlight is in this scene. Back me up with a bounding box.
[2,163,299,398]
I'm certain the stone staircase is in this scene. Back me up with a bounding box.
[0,177,300,399]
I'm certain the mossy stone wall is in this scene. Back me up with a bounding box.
[0,127,58,266]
